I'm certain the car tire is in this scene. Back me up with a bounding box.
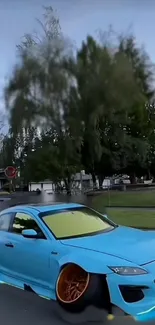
[56,264,109,313]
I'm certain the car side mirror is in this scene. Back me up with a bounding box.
[22,229,38,238]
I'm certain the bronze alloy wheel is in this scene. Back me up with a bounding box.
[56,264,90,304]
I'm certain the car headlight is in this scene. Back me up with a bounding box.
[108,266,148,275]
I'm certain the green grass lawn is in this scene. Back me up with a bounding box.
[92,190,155,210]
[91,191,155,229]
[106,208,155,229]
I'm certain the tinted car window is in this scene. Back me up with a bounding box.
[12,212,46,238]
[0,213,13,231]
[41,207,116,239]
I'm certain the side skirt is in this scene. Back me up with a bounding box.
[0,278,52,301]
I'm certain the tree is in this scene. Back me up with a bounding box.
[23,130,81,194]
[4,6,81,193]
[4,9,155,190]
[117,36,155,182]
[0,111,6,164]
[71,35,146,186]
[5,7,73,132]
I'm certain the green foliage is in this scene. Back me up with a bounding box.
[1,7,155,189]
[23,131,81,184]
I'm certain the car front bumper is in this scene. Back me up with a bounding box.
[107,261,155,319]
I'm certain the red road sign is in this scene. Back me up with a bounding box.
[5,166,17,179]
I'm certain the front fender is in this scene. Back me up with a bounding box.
[59,251,136,274]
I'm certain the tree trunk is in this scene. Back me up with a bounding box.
[129,172,136,184]
[91,172,96,189]
[146,169,151,180]
[64,178,72,195]
[98,174,104,189]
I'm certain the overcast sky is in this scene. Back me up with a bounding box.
[0,0,155,112]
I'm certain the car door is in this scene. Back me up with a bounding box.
[4,211,52,289]
[0,212,15,276]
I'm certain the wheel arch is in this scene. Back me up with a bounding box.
[56,261,112,312]
[58,254,111,274]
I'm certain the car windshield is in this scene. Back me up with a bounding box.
[40,207,116,239]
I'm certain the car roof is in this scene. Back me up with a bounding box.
[4,202,84,214]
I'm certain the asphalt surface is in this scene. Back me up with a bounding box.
[0,284,148,325]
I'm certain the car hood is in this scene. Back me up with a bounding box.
[60,226,155,265]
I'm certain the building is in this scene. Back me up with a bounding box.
[28,173,93,192]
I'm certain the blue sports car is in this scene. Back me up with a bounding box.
[0,202,154,319]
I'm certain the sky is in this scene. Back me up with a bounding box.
[0,0,155,113]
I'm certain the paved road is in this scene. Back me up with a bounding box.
[0,284,143,325]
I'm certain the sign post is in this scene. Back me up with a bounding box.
[4,166,17,192]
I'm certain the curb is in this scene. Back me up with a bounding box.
[132,226,155,230]
[106,206,155,209]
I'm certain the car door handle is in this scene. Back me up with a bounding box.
[5,242,14,248]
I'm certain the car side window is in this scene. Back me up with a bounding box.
[12,213,46,239]
[0,213,13,231]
